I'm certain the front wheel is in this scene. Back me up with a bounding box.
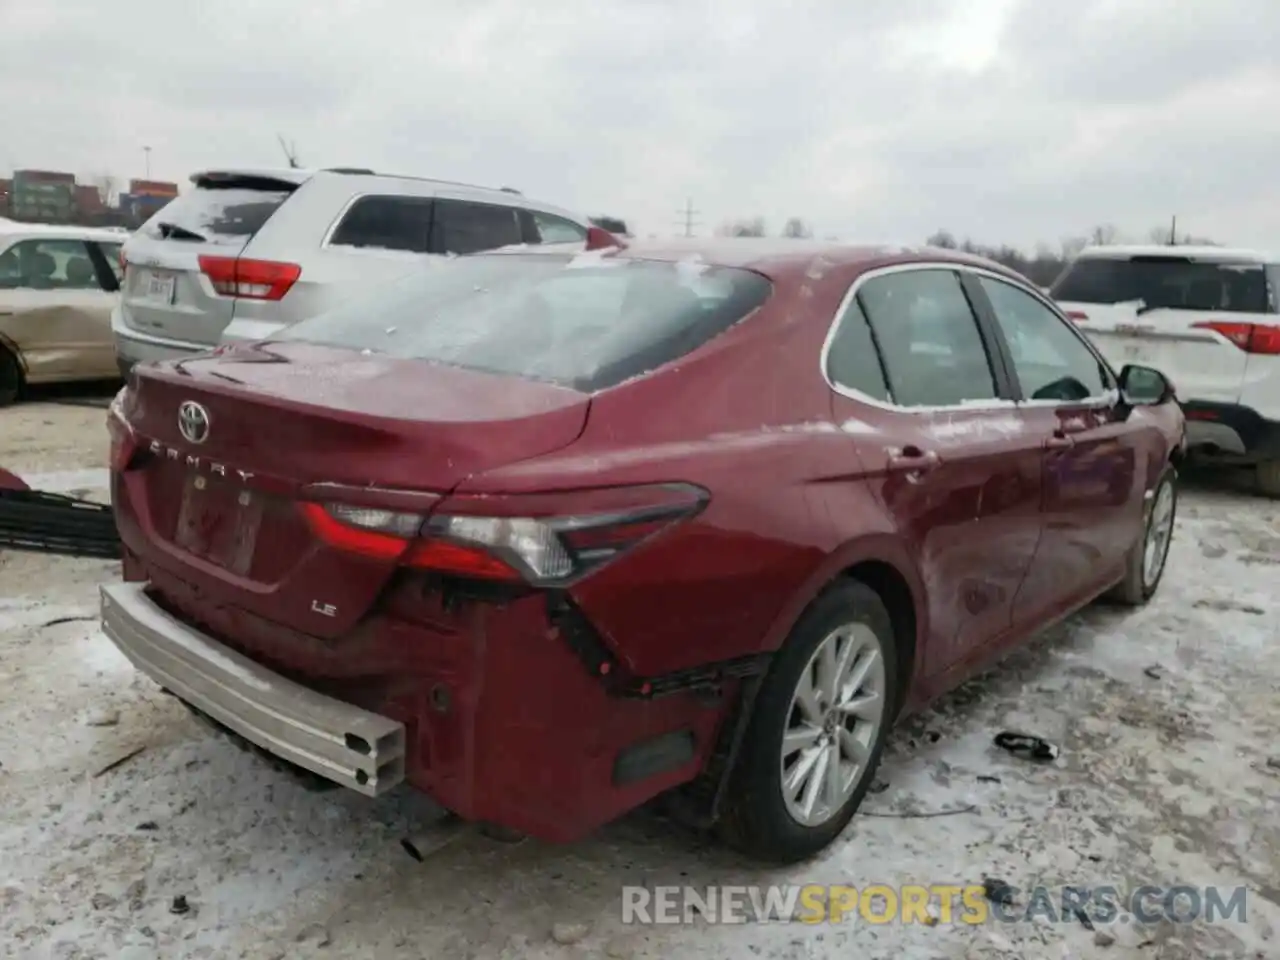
[1109,465,1177,606]
[719,580,897,864]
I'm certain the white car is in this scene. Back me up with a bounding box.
[1052,244,1280,494]
[113,168,593,375]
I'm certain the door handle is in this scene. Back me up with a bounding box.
[887,445,940,476]
[1045,429,1075,450]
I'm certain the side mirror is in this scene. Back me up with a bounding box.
[1118,364,1175,406]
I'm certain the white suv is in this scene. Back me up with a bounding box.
[112,167,592,374]
[1052,245,1280,493]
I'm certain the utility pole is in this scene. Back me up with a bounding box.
[675,198,700,238]
[142,146,152,178]
[1169,214,1177,246]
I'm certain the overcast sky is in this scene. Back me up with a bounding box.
[2,0,1278,250]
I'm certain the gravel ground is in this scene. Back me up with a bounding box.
[1,399,1277,960]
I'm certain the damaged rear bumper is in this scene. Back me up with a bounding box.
[99,582,406,796]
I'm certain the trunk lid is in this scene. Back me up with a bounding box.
[1052,252,1274,404]
[121,341,589,636]
[119,171,304,347]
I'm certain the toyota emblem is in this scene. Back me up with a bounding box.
[178,401,211,444]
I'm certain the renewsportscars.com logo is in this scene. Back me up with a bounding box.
[620,884,1249,926]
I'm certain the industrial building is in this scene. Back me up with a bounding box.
[0,169,179,227]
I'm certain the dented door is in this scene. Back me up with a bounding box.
[1,289,117,381]
[0,236,118,382]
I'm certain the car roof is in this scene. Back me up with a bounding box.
[187,167,589,226]
[0,219,130,245]
[486,237,1026,282]
[1074,244,1280,264]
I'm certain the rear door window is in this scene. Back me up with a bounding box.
[856,269,999,407]
[0,238,104,290]
[430,200,523,254]
[137,179,294,248]
[328,196,433,253]
[825,297,891,402]
[1051,256,1272,314]
[277,254,773,391]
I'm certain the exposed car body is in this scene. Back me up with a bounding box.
[1052,244,1280,492]
[112,168,594,375]
[101,239,1184,862]
[0,221,126,405]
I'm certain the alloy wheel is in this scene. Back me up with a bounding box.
[779,622,887,827]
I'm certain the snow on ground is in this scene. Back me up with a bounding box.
[1,402,1277,960]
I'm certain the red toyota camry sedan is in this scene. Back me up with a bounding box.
[102,236,1184,863]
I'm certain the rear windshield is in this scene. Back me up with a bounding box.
[1051,255,1274,314]
[138,180,294,248]
[276,253,773,392]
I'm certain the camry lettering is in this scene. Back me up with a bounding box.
[147,440,255,482]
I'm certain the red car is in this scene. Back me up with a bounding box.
[101,237,1184,863]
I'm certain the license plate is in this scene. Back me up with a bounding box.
[141,270,176,304]
[1121,343,1148,361]
[174,474,262,574]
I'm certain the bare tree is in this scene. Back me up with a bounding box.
[926,229,958,249]
[782,217,812,239]
[717,217,767,237]
[1060,235,1088,259]
[730,216,767,237]
[1088,223,1119,246]
[92,174,118,206]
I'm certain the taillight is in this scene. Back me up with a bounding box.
[584,225,626,251]
[1192,320,1280,355]
[1065,310,1089,323]
[106,389,138,471]
[300,483,708,585]
[198,255,301,301]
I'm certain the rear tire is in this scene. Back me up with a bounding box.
[719,580,898,864]
[1108,465,1177,606]
[1255,460,1280,499]
[0,347,22,408]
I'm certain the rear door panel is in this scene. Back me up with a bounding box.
[824,266,1043,678]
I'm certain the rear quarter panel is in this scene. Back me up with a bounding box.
[234,176,440,331]
[460,268,925,678]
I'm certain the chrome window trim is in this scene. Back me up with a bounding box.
[819,261,1120,414]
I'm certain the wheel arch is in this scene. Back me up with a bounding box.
[0,331,27,373]
[759,534,926,714]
